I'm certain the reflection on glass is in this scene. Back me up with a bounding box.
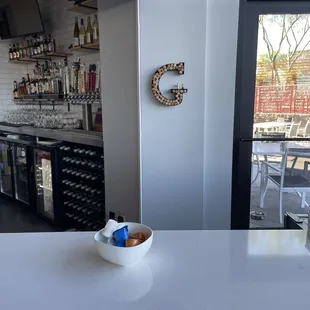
[251,13,310,229]
[13,146,29,204]
[248,230,308,256]
[0,143,13,197]
[251,141,310,228]
[35,151,54,220]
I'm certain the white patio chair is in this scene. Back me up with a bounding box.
[298,120,310,137]
[260,148,310,224]
[286,122,301,138]
[251,133,286,185]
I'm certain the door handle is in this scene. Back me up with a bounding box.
[7,148,13,168]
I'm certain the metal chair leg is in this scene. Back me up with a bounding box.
[301,192,307,209]
[279,190,283,224]
[260,163,268,209]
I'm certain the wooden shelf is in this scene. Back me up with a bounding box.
[9,58,37,64]
[66,0,97,14]
[13,98,65,105]
[9,52,72,64]
[69,43,99,52]
[31,51,72,60]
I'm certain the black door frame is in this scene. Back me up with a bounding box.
[231,1,310,229]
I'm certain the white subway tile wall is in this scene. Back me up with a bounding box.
[0,0,101,122]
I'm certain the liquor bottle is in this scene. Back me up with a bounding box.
[48,34,53,52]
[92,14,99,44]
[51,37,56,52]
[43,36,48,52]
[40,36,44,54]
[73,17,80,47]
[12,44,17,59]
[13,81,18,99]
[21,77,26,95]
[26,40,30,57]
[33,38,38,55]
[26,74,31,95]
[22,42,27,58]
[16,44,21,59]
[9,45,13,60]
[86,16,93,44]
[29,39,34,57]
[37,37,41,55]
[79,18,86,46]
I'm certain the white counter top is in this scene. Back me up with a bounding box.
[1,230,310,309]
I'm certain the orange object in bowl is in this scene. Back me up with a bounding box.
[129,232,146,241]
[125,239,143,247]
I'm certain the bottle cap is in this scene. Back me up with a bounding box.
[100,219,118,239]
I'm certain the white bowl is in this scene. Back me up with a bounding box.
[94,222,153,267]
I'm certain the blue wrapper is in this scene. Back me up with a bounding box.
[113,225,129,241]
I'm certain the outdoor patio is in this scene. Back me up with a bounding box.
[250,164,309,228]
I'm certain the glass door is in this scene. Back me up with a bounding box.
[34,149,54,220]
[13,145,29,204]
[0,142,13,197]
[232,1,310,229]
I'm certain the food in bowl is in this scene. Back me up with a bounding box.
[94,222,153,266]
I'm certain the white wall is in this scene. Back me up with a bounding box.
[203,0,239,229]
[0,43,28,121]
[98,0,140,222]
[138,0,239,229]
[139,0,206,230]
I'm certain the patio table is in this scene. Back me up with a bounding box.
[253,121,288,131]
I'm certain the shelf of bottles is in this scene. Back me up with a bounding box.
[60,143,105,231]
[8,34,70,63]
[13,60,67,101]
[65,60,101,105]
[69,14,99,52]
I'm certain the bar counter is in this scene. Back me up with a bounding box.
[0,123,103,147]
[0,230,309,309]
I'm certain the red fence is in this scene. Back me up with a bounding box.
[254,85,310,114]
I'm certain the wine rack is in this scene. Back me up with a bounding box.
[60,143,105,231]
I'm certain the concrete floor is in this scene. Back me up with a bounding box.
[250,165,309,228]
[0,196,59,233]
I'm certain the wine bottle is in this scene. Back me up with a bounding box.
[33,38,37,55]
[40,36,44,54]
[17,43,21,59]
[92,14,99,44]
[37,37,41,54]
[48,34,53,52]
[22,42,27,58]
[73,16,80,47]
[25,40,30,57]
[29,39,34,57]
[86,16,93,44]
[43,36,48,52]
[12,44,17,59]
[9,45,13,60]
[13,81,18,99]
[79,18,86,46]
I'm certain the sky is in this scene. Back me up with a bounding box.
[257,14,310,57]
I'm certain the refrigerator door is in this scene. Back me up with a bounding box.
[34,150,54,220]
[13,146,29,204]
[0,143,13,197]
